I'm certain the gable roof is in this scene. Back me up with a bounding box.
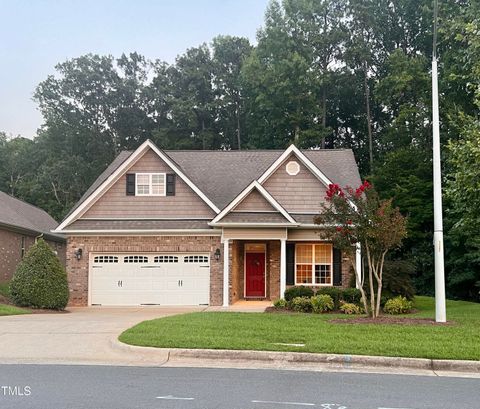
[210,181,296,225]
[0,191,64,241]
[56,140,220,231]
[59,141,361,229]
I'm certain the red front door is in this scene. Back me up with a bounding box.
[245,252,265,297]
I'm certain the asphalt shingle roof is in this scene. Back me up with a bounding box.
[64,147,361,222]
[0,191,64,240]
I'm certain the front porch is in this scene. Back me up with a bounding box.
[220,229,356,307]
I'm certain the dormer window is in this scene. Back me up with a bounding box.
[135,173,166,196]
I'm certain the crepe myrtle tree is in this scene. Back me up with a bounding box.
[315,181,407,318]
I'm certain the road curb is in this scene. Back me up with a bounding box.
[112,339,480,373]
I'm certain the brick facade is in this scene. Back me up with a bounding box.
[0,228,66,282]
[66,235,223,306]
[66,235,354,307]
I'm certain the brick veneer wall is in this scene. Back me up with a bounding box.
[0,229,65,282]
[66,235,223,306]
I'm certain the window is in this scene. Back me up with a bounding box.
[286,160,300,176]
[154,255,178,263]
[94,255,118,263]
[21,236,26,258]
[295,244,332,285]
[124,255,149,263]
[135,173,165,196]
[184,255,209,263]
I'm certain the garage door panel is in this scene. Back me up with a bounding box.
[90,253,210,306]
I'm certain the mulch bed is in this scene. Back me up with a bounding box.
[266,307,454,325]
[330,316,454,326]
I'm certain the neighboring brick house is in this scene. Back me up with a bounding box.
[54,140,362,307]
[0,191,66,282]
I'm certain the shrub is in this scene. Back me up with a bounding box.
[290,297,312,313]
[341,288,362,304]
[10,239,69,310]
[340,302,362,315]
[273,298,287,309]
[311,294,334,313]
[284,286,314,301]
[382,260,416,300]
[316,287,341,309]
[383,296,413,315]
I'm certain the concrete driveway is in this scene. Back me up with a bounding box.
[0,306,204,366]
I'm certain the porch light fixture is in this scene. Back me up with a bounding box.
[214,248,221,261]
[74,248,83,261]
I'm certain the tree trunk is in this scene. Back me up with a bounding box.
[366,245,376,318]
[294,125,300,144]
[321,86,327,149]
[236,102,241,150]
[363,61,373,171]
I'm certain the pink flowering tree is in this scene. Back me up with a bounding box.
[315,181,407,318]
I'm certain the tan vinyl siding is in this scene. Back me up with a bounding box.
[222,228,287,240]
[262,154,327,212]
[233,189,276,212]
[288,229,324,241]
[82,149,215,218]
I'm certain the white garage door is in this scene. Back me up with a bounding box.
[90,253,210,306]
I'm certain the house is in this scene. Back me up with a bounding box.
[0,191,66,282]
[54,140,362,307]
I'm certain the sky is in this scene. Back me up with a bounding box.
[0,0,270,138]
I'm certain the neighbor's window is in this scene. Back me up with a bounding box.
[295,243,332,285]
[21,236,26,258]
[135,173,165,196]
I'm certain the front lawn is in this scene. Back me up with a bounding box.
[0,304,30,316]
[119,296,480,361]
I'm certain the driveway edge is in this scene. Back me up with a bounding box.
[112,339,480,374]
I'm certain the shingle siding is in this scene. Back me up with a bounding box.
[81,149,216,219]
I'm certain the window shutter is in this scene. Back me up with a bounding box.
[286,243,295,287]
[166,173,176,196]
[333,247,342,286]
[126,174,136,196]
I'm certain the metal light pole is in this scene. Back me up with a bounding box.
[432,0,446,323]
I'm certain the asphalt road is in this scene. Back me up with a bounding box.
[0,365,478,409]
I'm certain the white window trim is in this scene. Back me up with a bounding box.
[294,243,333,286]
[135,173,166,197]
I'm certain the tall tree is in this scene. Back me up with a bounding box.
[212,36,252,149]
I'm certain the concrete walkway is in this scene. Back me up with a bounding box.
[0,306,203,366]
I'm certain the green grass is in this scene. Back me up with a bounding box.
[0,304,29,316]
[119,296,480,361]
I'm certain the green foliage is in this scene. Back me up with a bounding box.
[341,288,362,305]
[316,287,341,309]
[382,260,416,300]
[383,296,413,315]
[273,298,287,309]
[311,294,334,313]
[290,297,312,313]
[10,239,69,310]
[339,302,362,315]
[284,286,314,301]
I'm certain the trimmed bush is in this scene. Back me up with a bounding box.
[10,239,69,310]
[284,286,314,301]
[290,297,312,313]
[383,296,413,315]
[311,294,334,313]
[316,287,341,309]
[341,288,362,304]
[340,302,362,315]
[273,298,287,309]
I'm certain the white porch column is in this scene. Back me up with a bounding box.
[355,242,362,289]
[280,239,286,299]
[223,239,230,307]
